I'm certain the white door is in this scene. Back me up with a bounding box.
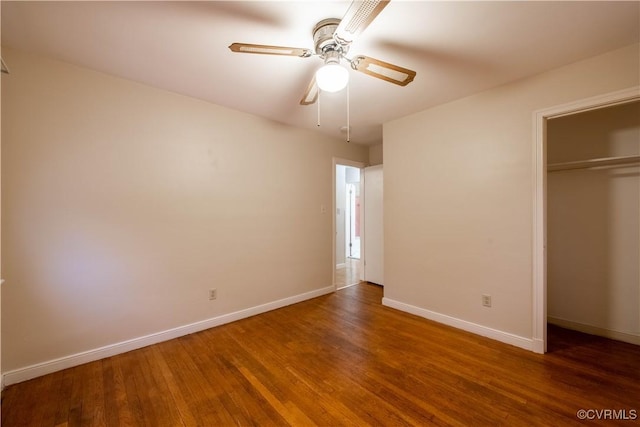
[364,165,383,285]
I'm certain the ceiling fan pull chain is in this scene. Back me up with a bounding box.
[317,89,321,127]
[346,83,350,143]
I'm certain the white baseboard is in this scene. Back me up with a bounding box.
[531,338,545,354]
[3,286,334,386]
[382,298,534,352]
[548,316,640,345]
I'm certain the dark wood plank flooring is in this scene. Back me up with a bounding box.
[2,282,639,426]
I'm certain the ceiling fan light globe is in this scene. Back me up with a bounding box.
[315,64,349,92]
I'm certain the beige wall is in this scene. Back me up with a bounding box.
[1,21,3,390]
[384,44,639,342]
[547,102,639,342]
[1,48,368,373]
[369,144,383,166]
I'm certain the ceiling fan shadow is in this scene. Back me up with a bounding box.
[174,1,286,28]
[373,40,497,74]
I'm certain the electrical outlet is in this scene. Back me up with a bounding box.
[209,289,217,300]
[482,294,492,307]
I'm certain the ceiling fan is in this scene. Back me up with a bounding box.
[229,0,416,106]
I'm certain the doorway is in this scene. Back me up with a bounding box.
[334,160,364,290]
[346,181,361,260]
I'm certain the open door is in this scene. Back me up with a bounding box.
[363,165,383,285]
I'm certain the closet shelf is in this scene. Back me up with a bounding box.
[548,155,640,172]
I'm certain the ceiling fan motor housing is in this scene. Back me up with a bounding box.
[313,18,348,58]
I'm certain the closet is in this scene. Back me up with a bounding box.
[546,101,639,345]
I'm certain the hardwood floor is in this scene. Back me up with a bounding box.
[335,258,361,289]
[2,282,639,426]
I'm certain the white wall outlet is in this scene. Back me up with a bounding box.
[209,289,217,300]
[482,294,492,307]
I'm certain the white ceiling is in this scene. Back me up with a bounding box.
[2,1,639,145]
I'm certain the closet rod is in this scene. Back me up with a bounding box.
[547,155,640,172]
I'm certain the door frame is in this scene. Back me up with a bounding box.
[333,158,366,290]
[531,86,639,354]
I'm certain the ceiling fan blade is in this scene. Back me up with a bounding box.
[351,55,416,86]
[334,0,390,46]
[229,43,312,57]
[300,76,318,105]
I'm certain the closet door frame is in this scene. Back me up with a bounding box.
[531,86,640,354]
